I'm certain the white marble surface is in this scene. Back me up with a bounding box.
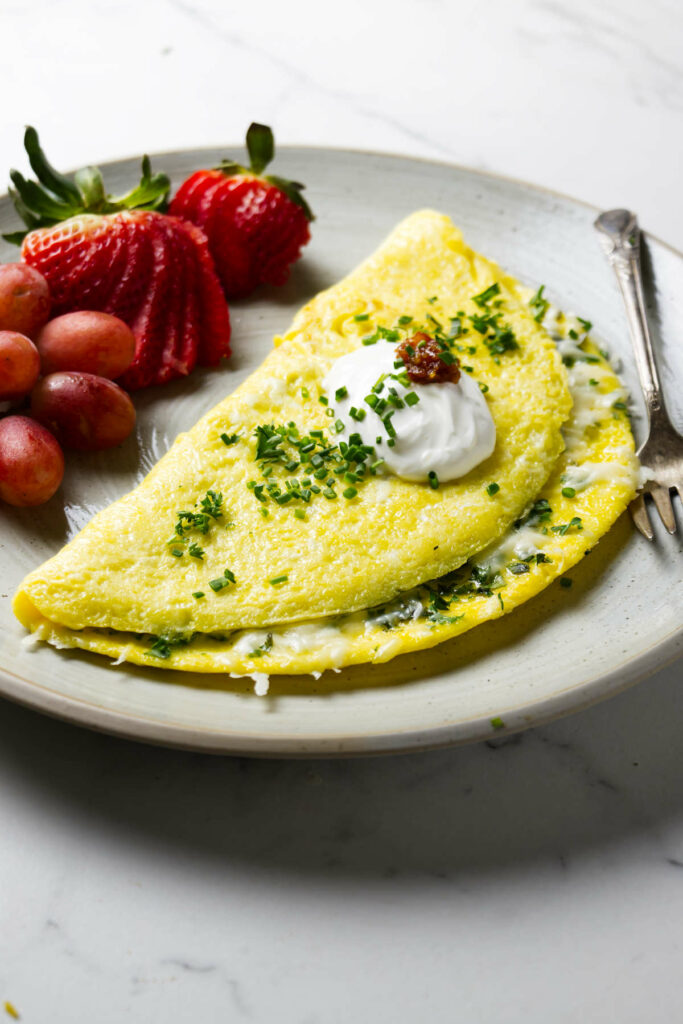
[1,0,682,1020]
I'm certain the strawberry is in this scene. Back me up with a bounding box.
[4,128,231,390]
[169,123,313,299]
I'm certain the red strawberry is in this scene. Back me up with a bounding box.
[169,123,313,299]
[5,128,231,390]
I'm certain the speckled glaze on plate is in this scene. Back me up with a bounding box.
[0,147,681,756]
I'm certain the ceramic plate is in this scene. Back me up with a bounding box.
[1,147,682,756]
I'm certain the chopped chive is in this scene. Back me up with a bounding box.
[486,482,500,496]
[428,471,439,490]
[220,432,241,446]
[561,487,576,498]
[560,578,573,588]
[318,395,328,405]
[270,574,289,586]
[335,386,348,401]
[294,508,306,520]
[209,577,228,592]
[472,282,501,308]
[354,313,370,321]
[589,378,599,386]
[509,562,530,575]
[405,391,419,407]
[490,716,505,730]
[343,486,358,499]
[192,591,205,599]
[382,413,396,438]
[479,381,489,393]
[577,317,592,332]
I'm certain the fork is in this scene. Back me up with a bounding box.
[594,208,683,539]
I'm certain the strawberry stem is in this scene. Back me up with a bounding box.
[214,122,314,222]
[3,127,171,244]
[246,123,274,175]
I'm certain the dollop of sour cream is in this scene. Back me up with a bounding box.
[322,341,496,482]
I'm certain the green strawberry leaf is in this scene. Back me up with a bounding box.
[74,166,107,210]
[5,127,171,235]
[1,230,29,246]
[23,126,81,204]
[215,160,246,176]
[266,174,314,221]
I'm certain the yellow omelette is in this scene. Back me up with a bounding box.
[14,211,572,655]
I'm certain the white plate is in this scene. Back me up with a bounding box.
[1,147,682,756]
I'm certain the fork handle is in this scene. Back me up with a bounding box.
[594,209,668,428]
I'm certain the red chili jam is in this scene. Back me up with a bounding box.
[395,333,461,385]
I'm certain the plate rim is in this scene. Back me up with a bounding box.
[1,144,681,757]
[0,625,680,757]
[4,139,681,260]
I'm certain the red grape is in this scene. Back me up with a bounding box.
[35,311,136,379]
[0,415,64,506]
[30,372,136,451]
[0,263,51,337]
[0,331,41,400]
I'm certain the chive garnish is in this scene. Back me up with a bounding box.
[270,574,288,586]
[486,482,500,496]
[529,285,549,323]
[472,282,500,308]
[220,432,241,446]
[561,487,576,498]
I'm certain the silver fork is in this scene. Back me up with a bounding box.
[594,208,683,539]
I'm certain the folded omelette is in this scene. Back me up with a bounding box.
[14,210,637,678]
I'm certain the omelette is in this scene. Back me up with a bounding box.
[13,210,638,681]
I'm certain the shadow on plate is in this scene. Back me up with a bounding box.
[3,513,680,882]
[0,611,681,882]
